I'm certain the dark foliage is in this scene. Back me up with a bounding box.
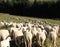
[0,0,60,19]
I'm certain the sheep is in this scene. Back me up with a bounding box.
[49,28,58,47]
[24,29,33,47]
[3,21,9,27]
[0,37,11,47]
[8,27,21,40]
[30,26,38,42]
[22,25,28,34]
[0,30,10,41]
[6,22,14,28]
[38,25,44,30]
[44,25,52,35]
[27,22,34,29]
[0,21,13,28]
[48,25,59,47]
[0,21,5,28]
[12,27,23,47]
[52,25,60,35]
[11,22,17,28]
[36,28,46,47]
[31,26,38,37]
[16,23,23,28]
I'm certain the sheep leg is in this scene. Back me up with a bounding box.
[28,39,30,47]
[53,40,57,47]
[25,40,27,47]
[18,37,21,45]
[8,45,10,47]
[0,36,1,41]
[39,40,41,46]
[29,40,32,47]
[15,39,19,47]
[41,40,44,47]
[37,36,41,46]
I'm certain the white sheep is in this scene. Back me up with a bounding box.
[0,21,5,28]
[8,27,21,40]
[49,28,57,47]
[11,22,17,28]
[24,29,32,47]
[52,25,60,34]
[49,25,59,47]
[0,37,11,47]
[36,28,46,47]
[16,23,22,28]
[31,26,38,37]
[12,27,23,47]
[0,30,10,41]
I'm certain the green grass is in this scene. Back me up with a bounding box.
[0,13,60,47]
[41,18,60,25]
[0,13,60,25]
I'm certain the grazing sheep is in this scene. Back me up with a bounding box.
[24,29,32,47]
[0,30,10,41]
[0,37,11,47]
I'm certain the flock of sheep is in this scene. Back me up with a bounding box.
[0,20,60,47]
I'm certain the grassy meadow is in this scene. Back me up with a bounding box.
[0,13,60,47]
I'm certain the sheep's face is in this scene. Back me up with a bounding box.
[22,27,27,34]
